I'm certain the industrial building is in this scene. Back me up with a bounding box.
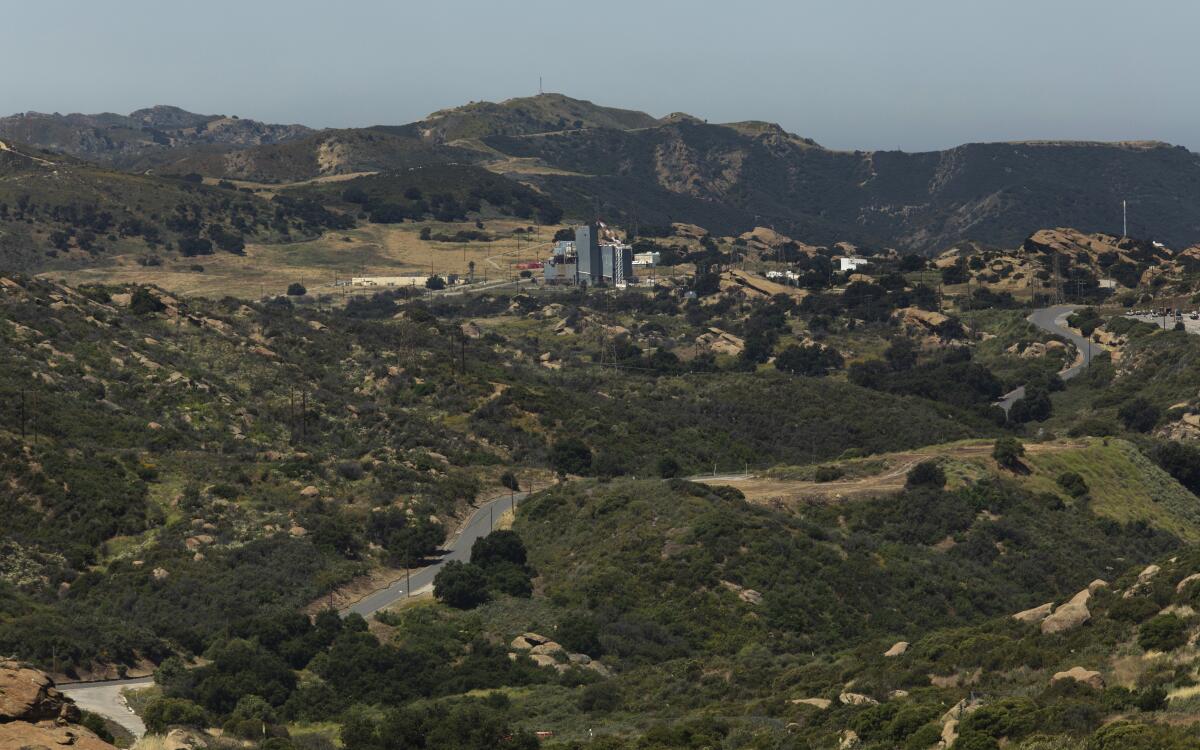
[543,224,634,286]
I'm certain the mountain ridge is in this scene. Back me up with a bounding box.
[6,94,1200,252]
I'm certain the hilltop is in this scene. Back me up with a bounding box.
[414,92,661,143]
[0,106,310,168]
[11,94,1200,253]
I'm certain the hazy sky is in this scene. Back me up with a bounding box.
[3,0,1197,152]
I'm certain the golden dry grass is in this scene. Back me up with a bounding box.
[42,219,568,300]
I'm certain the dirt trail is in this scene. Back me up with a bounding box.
[707,441,1081,503]
[0,139,55,166]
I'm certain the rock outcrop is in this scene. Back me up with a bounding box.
[1012,602,1054,624]
[1052,666,1105,690]
[884,641,909,657]
[1041,588,1092,634]
[838,692,878,707]
[0,660,116,750]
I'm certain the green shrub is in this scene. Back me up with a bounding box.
[143,697,209,734]
[1119,398,1161,433]
[1056,471,1088,498]
[993,437,1025,469]
[657,455,682,479]
[905,460,945,488]
[1138,613,1188,652]
[578,681,621,713]
[814,465,844,482]
[433,560,490,609]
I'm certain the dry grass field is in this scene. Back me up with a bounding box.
[43,218,568,300]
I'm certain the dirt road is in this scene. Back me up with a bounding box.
[704,441,1080,504]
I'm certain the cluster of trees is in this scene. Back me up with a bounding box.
[434,530,535,608]
[333,167,563,225]
[850,340,1004,414]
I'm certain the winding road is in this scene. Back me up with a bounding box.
[56,305,1094,736]
[61,487,533,737]
[996,305,1094,412]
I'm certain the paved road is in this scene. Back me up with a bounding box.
[996,305,1093,411]
[344,489,529,617]
[60,677,154,738]
[58,486,535,734]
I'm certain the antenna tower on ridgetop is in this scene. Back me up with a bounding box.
[539,76,543,95]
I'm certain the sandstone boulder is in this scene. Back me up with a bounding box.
[790,698,831,710]
[1138,564,1161,585]
[839,692,878,707]
[299,485,320,497]
[163,727,210,749]
[1041,599,1090,634]
[0,660,64,722]
[839,729,860,749]
[0,660,115,750]
[530,642,564,658]
[1052,666,1105,690]
[1176,573,1200,593]
[530,654,559,668]
[1013,602,1054,624]
[1088,579,1110,594]
[0,723,116,750]
[510,632,550,651]
[884,641,909,657]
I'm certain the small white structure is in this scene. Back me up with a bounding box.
[351,276,428,287]
[633,251,661,266]
[1098,278,1118,289]
[838,257,870,273]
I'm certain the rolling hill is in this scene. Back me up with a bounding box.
[9,94,1200,255]
[0,106,311,169]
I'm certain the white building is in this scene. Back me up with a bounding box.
[633,251,661,266]
[838,257,870,273]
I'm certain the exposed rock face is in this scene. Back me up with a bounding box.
[1052,666,1105,690]
[1013,602,1054,624]
[0,660,116,750]
[1123,564,1162,599]
[163,727,210,749]
[1041,599,1090,634]
[884,641,909,657]
[0,660,68,723]
[838,692,878,707]
[1176,573,1200,593]
[720,580,763,605]
[790,698,831,710]
[1041,587,1093,634]
[510,632,551,651]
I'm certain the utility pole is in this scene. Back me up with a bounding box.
[1123,199,1127,238]
[19,388,25,441]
